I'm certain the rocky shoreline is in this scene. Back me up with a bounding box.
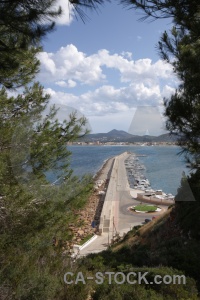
[67,156,115,246]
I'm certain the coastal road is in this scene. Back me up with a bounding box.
[114,152,153,234]
[79,151,166,256]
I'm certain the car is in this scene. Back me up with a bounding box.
[144,218,151,223]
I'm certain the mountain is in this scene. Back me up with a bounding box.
[79,129,135,142]
[155,133,178,142]
[106,129,133,138]
[79,129,177,143]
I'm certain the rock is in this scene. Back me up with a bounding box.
[62,250,68,256]
[77,230,84,236]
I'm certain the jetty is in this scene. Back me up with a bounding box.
[78,151,174,256]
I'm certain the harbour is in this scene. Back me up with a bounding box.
[69,144,189,196]
[75,150,175,256]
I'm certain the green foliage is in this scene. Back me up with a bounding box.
[0,0,62,41]
[175,170,200,238]
[133,205,157,212]
[93,283,164,300]
[1,0,200,298]
[73,236,200,299]
[0,34,41,88]
[121,225,142,241]
[79,233,94,245]
[0,1,96,298]
[0,83,89,184]
[0,83,93,299]
[0,0,63,88]
[78,255,198,300]
[120,1,200,168]
[120,0,200,27]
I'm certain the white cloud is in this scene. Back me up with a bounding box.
[52,0,74,25]
[44,79,173,118]
[37,44,174,87]
[55,80,67,87]
[37,44,105,85]
[55,79,77,88]
[67,79,77,88]
[37,44,178,133]
[161,85,176,98]
[38,52,56,74]
[152,60,173,79]
[121,51,133,60]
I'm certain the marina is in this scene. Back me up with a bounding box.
[69,144,187,196]
[78,151,175,256]
[125,152,175,202]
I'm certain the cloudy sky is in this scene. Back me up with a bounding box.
[36,0,178,135]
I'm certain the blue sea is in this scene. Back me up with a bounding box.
[68,145,190,196]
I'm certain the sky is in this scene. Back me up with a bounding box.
[35,0,178,135]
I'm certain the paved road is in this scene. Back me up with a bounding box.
[113,152,163,235]
[79,151,166,256]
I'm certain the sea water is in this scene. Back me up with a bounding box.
[68,145,190,196]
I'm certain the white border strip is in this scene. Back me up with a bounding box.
[74,234,98,252]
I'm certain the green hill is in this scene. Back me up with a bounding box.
[79,129,177,143]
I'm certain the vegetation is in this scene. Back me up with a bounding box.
[67,1,200,299]
[79,234,94,245]
[122,0,200,168]
[0,0,62,88]
[0,83,94,298]
[1,0,200,299]
[133,205,158,212]
[0,1,94,299]
[69,213,200,299]
[119,2,200,291]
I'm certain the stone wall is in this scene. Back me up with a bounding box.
[137,193,174,206]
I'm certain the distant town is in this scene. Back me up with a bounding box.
[68,129,178,146]
[68,141,177,146]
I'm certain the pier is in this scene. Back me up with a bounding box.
[79,151,174,256]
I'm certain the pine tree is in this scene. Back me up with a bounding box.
[0,0,61,88]
[118,0,200,166]
[0,83,93,299]
[0,2,94,297]
[118,0,200,243]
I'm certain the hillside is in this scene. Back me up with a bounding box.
[82,129,135,141]
[79,129,177,143]
[70,171,200,300]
